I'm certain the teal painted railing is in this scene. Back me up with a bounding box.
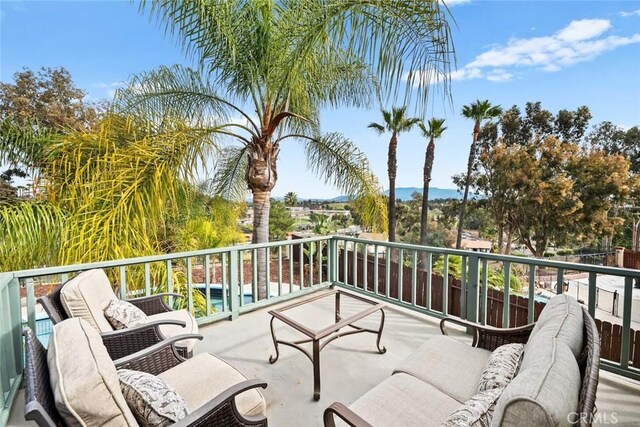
[1,235,639,422]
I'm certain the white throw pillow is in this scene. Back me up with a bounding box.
[118,369,189,427]
[477,343,525,392]
[104,299,147,330]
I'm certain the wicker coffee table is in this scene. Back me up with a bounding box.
[268,288,386,400]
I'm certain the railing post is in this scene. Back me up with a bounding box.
[328,238,338,283]
[229,250,240,320]
[466,255,480,324]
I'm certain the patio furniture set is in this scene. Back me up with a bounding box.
[24,268,600,426]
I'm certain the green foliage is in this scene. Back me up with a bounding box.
[332,213,351,228]
[269,200,295,241]
[284,192,297,207]
[433,256,522,292]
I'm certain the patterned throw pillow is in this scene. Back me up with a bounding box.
[477,343,525,392]
[104,299,147,330]
[118,369,189,427]
[442,387,503,427]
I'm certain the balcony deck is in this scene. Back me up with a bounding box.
[8,288,640,427]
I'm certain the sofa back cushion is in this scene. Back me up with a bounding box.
[60,269,118,332]
[47,318,138,426]
[527,294,583,358]
[491,339,580,427]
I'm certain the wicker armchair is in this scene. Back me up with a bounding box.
[38,270,197,359]
[23,327,268,427]
[324,306,600,427]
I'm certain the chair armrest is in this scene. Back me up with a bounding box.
[175,379,268,427]
[100,319,187,360]
[323,402,372,427]
[440,317,535,351]
[127,293,184,315]
[114,334,203,375]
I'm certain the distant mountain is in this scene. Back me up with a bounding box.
[328,187,467,202]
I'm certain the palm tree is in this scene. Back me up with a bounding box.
[284,192,297,208]
[117,1,454,299]
[368,107,421,242]
[456,100,503,249]
[418,118,447,248]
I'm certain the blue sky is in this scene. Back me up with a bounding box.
[2,0,639,199]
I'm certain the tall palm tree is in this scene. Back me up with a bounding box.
[456,100,502,249]
[117,1,454,299]
[368,107,421,242]
[284,191,297,208]
[418,118,447,248]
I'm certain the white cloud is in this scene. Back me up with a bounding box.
[620,9,640,17]
[449,18,640,82]
[444,0,472,6]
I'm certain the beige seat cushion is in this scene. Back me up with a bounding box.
[342,372,462,427]
[148,309,199,353]
[60,269,117,332]
[394,335,491,403]
[492,340,580,427]
[158,353,266,417]
[527,294,583,358]
[48,318,138,426]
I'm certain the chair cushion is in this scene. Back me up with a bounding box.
[442,387,503,427]
[344,373,462,427]
[60,269,118,332]
[527,294,583,358]
[118,369,188,427]
[105,299,148,330]
[492,340,580,427]
[477,343,524,392]
[148,309,199,353]
[47,318,137,426]
[394,335,491,403]
[158,353,266,417]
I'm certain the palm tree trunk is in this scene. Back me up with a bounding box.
[388,133,398,242]
[456,121,480,249]
[419,139,434,268]
[247,141,278,300]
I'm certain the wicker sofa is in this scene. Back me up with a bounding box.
[23,318,268,426]
[324,294,600,427]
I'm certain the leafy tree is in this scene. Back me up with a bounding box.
[284,191,297,208]
[332,213,351,228]
[396,192,452,248]
[457,100,502,249]
[587,122,640,174]
[269,199,295,241]
[121,1,454,299]
[368,106,421,242]
[418,118,446,247]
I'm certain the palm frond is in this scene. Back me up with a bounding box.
[210,146,249,202]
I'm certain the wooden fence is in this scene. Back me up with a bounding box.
[337,250,639,368]
[623,249,640,270]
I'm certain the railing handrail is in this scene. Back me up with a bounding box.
[8,235,332,279]
[336,236,640,278]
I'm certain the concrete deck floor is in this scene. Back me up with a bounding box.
[9,288,640,426]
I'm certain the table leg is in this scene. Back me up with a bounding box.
[268,316,280,364]
[313,339,321,400]
[376,309,387,354]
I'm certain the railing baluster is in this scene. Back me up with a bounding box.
[620,277,633,369]
[502,261,511,328]
[119,266,127,299]
[373,244,379,295]
[342,240,348,285]
[362,243,367,290]
[266,248,271,299]
[467,255,480,324]
[556,268,565,294]
[278,246,283,296]
[481,258,489,325]
[411,250,417,306]
[204,255,211,316]
[186,258,194,315]
[229,250,239,320]
[8,278,22,376]
[60,273,69,285]
[166,261,173,308]
[352,242,358,288]
[238,251,244,308]
[289,244,294,293]
[528,265,535,323]
[461,256,467,319]
[442,255,449,316]
[309,243,314,288]
[588,272,597,318]
[299,243,304,289]
[222,253,228,311]
[398,248,404,302]
[26,278,36,331]
[0,282,11,400]
[252,249,258,302]
[426,252,433,312]
[385,246,391,298]
[318,240,323,285]
[144,262,151,297]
